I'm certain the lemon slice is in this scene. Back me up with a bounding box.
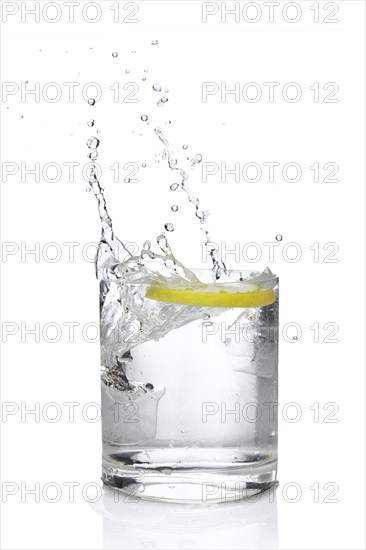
[145,282,276,308]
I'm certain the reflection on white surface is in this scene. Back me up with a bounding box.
[91,487,278,549]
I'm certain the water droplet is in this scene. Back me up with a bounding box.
[88,98,96,106]
[142,76,147,81]
[151,40,158,45]
[224,338,231,345]
[164,223,174,232]
[180,429,187,434]
[141,114,148,122]
[293,336,298,341]
[143,240,151,250]
[182,144,188,150]
[112,52,118,58]
[157,96,168,107]
[86,188,91,192]
[276,234,283,241]
[142,163,147,168]
[191,154,202,166]
[96,129,101,134]
[164,88,169,93]
[170,183,179,191]
[88,151,98,160]
[86,137,99,150]
[203,314,210,321]
[152,83,162,92]
[157,234,169,253]
[145,382,154,390]
[125,69,130,74]
[87,119,95,127]
[154,127,162,134]
[171,205,178,212]
[131,50,136,54]
[20,115,24,119]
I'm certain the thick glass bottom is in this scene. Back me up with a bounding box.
[102,447,277,504]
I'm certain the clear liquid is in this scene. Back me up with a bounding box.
[86,55,278,502]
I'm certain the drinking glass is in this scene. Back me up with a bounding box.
[100,269,278,504]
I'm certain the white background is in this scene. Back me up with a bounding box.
[1,1,365,548]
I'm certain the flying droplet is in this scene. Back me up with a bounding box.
[86,188,91,192]
[125,69,130,74]
[170,183,179,191]
[141,114,148,121]
[191,154,202,166]
[142,163,147,168]
[171,205,178,212]
[224,338,231,345]
[152,83,162,92]
[182,144,188,150]
[276,234,283,241]
[86,137,99,150]
[96,129,101,134]
[112,52,118,58]
[142,76,147,81]
[164,223,174,232]
[20,115,24,119]
[87,119,95,127]
[131,50,136,54]
[151,40,158,45]
[203,314,210,321]
[157,96,168,107]
[144,69,148,73]
[88,98,96,106]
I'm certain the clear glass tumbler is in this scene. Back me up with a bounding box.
[100,269,278,504]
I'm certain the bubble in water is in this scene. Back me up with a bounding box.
[152,83,162,92]
[86,137,100,150]
[112,52,118,58]
[151,40,158,45]
[157,96,168,107]
[182,144,188,150]
[141,114,148,121]
[88,98,96,106]
[191,154,202,166]
[276,234,283,241]
[87,119,95,127]
[171,205,178,212]
[164,223,174,232]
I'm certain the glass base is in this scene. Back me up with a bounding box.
[102,449,277,504]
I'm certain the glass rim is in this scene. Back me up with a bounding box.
[100,268,278,286]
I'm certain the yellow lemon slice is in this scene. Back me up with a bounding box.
[145,282,276,308]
